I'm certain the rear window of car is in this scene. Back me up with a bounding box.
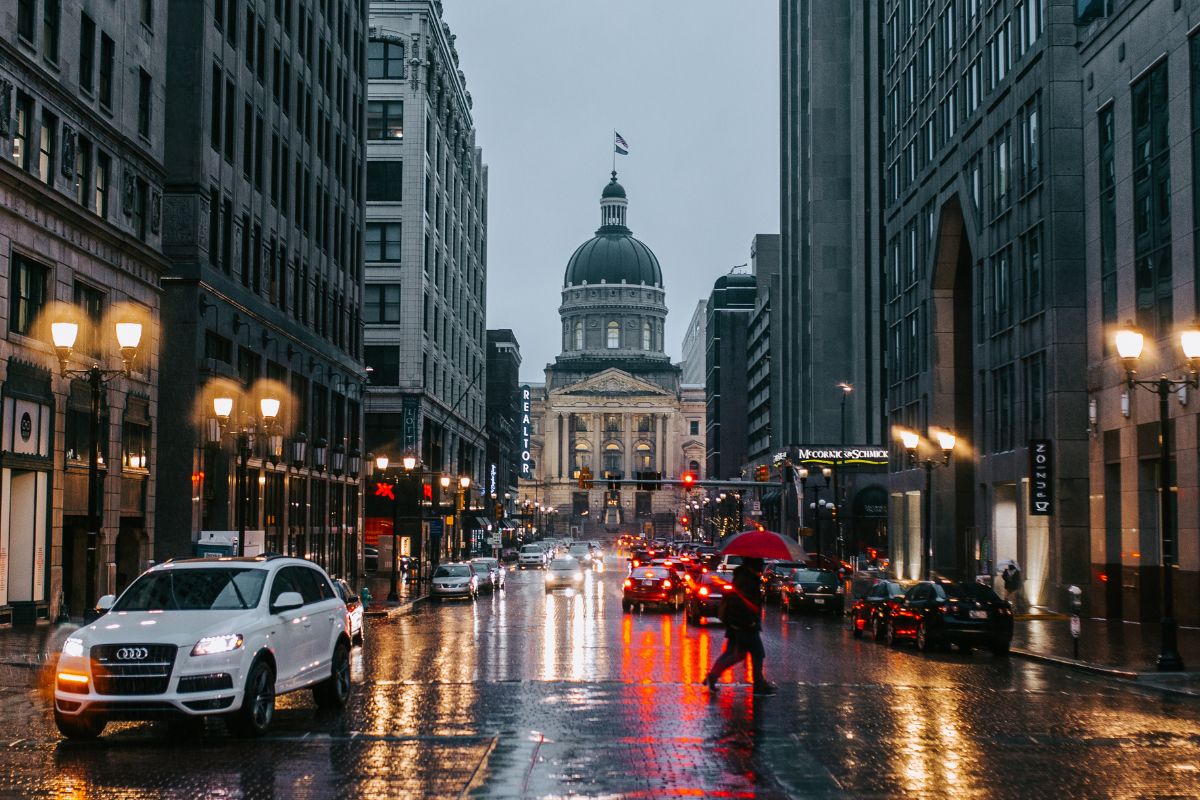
[632,568,672,579]
[702,572,733,587]
[792,569,835,584]
[115,568,268,611]
[944,583,1001,602]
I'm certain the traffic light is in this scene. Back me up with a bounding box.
[681,471,696,489]
[494,502,503,521]
[680,515,689,527]
[755,464,770,482]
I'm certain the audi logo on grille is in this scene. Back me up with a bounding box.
[116,647,149,661]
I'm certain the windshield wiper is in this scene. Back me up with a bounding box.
[228,576,250,609]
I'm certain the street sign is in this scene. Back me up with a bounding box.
[487,535,501,547]
[750,500,762,516]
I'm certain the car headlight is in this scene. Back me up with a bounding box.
[62,637,85,658]
[573,573,582,582]
[191,634,244,656]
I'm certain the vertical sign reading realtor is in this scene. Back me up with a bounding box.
[519,385,533,479]
[1029,439,1053,515]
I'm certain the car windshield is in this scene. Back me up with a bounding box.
[521,546,542,553]
[434,566,472,578]
[569,544,590,553]
[472,560,496,569]
[550,559,580,570]
[944,583,1002,602]
[792,569,835,584]
[114,568,267,611]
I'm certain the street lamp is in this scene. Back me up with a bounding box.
[52,317,143,616]
[209,391,282,557]
[897,427,956,580]
[375,454,417,601]
[459,476,472,559]
[835,382,853,563]
[1113,321,1200,671]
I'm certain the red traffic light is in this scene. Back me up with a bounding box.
[680,516,689,526]
[681,472,696,488]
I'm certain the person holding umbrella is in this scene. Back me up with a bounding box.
[703,528,798,695]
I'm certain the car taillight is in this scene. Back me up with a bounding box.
[663,580,672,589]
[632,560,640,567]
[623,578,632,588]
[935,604,947,613]
[698,586,709,596]
[836,585,844,595]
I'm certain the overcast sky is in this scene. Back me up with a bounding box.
[440,0,779,383]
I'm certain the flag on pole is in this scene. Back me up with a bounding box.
[614,131,629,155]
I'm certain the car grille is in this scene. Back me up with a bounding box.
[91,644,178,696]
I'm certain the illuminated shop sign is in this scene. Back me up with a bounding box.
[519,385,533,479]
[790,447,890,466]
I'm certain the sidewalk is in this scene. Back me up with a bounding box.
[361,571,428,617]
[1012,613,1200,696]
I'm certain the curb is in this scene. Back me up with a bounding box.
[1011,648,1200,699]
[364,595,429,619]
[1009,647,1139,679]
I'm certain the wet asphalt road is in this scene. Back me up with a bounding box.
[3,557,1200,799]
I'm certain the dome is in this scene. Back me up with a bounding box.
[564,234,662,288]
[563,172,662,288]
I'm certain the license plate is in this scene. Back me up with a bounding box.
[642,580,654,587]
[813,598,825,605]
[969,610,987,619]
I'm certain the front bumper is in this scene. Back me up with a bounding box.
[54,652,247,719]
[432,584,473,597]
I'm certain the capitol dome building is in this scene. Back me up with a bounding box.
[520,174,706,537]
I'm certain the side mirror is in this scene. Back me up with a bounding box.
[271,591,304,614]
[95,594,116,614]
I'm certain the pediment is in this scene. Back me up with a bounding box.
[556,368,670,398]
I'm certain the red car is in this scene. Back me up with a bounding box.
[622,566,685,612]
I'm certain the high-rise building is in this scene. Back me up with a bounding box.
[1,0,167,622]
[879,0,1088,607]
[705,272,756,480]
[679,300,707,386]
[779,0,883,449]
[157,0,369,578]
[362,1,488,567]
[1082,0,1200,627]
[746,233,781,463]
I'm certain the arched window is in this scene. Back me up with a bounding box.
[635,441,654,470]
[574,321,583,350]
[688,459,701,475]
[603,442,623,475]
[642,321,651,350]
[607,320,620,348]
[573,440,592,475]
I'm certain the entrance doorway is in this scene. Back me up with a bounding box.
[61,517,88,618]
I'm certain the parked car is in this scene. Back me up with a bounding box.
[849,579,910,639]
[762,560,806,604]
[333,578,366,646]
[53,556,351,740]
[518,545,548,570]
[781,568,845,615]
[470,558,505,591]
[886,581,1014,654]
[544,558,584,591]
[622,566,685,612]
[685,570,733,624]
[431,563,480,600]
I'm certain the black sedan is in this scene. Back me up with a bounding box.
[762,560,806,604]
[685,570,733,624]
[781,568,845,615]
[886,581,1014,654]
[849,580,911,639]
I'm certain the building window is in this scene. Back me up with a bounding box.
[123,420,150,470]
[73,281,104,356]
[133,178,148,241]
[43,0,60,62]
[1022,97,1041,190]
[74,135,92,207]
[367,100,403,139]
[606,320,619,348]
[689,420,700,436]
[37,109,56,185]
[574,321,583,350]
[635,441,654,470]
[364,284,401,324]
[9,254,49,337]
[602,442,622,476]
[642,321,651,350]
[368,40,405,79]
[365,222,402,261]
[991,125,1011,211]
[17,0,35,42]
[12,92,32,170]
[993,364,1015,453]
[140,0,153,28]
[94,151,110,217]
[79,13,95,92]
[1022,224,1043,314]
[991,246,1011,332]
[365,346,399,385]
[1099,105,1117,328]
[1025,351,1045,436]
[98,33,114,108]
[138,69,152,138]
[1132,62,1172,338]
[366,161,402,201]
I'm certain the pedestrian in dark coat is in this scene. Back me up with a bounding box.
[703,557,777,695]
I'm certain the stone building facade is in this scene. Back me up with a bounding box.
[521,175,706,539]
[362,1,488,567]
[1,0,167,622]
[156,0,368,578]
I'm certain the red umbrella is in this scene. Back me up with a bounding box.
[718,529,805,561]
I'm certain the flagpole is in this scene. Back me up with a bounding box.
[612,129,616,174]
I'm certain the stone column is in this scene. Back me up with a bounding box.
[623,413,633,477]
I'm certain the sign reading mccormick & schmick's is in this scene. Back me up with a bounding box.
[781,447,890,466]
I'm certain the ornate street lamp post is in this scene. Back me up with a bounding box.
[1114,322,1200,671]
[375,454,417,601]
[209,392,283,557]
[898,427,956,580]
[52,318,143,616]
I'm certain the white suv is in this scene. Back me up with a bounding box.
[518,545,548,569]
[53,556,352,739]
